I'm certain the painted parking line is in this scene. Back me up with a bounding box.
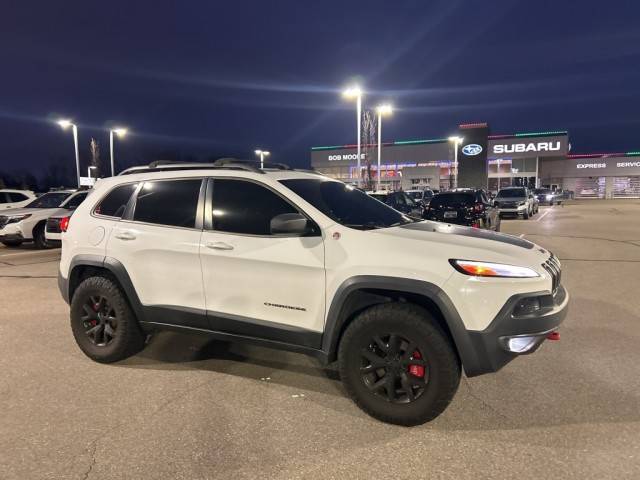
[536,208,552,222]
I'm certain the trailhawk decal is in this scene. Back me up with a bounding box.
[264,302,307,312]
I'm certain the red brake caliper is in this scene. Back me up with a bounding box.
[90,302,100,326]
[409,350,425,378]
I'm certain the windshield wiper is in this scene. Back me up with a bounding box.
[343,223,386,230]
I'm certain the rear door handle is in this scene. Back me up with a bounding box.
[114,231,136,241]
[206,241,234,251]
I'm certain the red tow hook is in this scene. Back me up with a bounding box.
[547,331,560,341]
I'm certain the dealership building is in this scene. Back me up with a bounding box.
[310,122,640,198]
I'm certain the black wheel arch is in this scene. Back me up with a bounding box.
[322,276,484,376]
[65,254,146,324]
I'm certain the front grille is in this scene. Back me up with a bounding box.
[0,216,8,229]
[46,217,61,233]
[542,254,562,294]
[500,202,517,208]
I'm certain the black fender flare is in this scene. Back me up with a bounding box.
[321,275,484,376]
[64,254,147,323]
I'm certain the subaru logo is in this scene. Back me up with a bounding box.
[462,144,483,156]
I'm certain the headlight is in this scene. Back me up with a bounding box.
[449,259,539,278]
[546,194,552,200]
[6,214,31,224]
[518,201,525,206]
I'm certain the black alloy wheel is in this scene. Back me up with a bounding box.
[81,295,118,347]
[360,334,428,403]
[70,276,146,363]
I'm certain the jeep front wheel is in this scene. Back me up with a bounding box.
[70,276,146,363]
[338,302,461,426]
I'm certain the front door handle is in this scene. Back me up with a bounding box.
[206,241,234,251]
[114,231,136,241]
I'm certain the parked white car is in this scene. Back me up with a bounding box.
[0,189,36,210]
[0,190,89,248]
[58,160,567,426]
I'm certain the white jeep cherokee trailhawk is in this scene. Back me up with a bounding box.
[58,160,568,426]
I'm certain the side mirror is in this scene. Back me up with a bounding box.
[270,213,311,235]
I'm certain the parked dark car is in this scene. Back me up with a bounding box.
[406,188,435,207]
[534,188,562,205]
[423,189,500,231]
[367,190,423,217]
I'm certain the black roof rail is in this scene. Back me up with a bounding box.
[118,158,265,176]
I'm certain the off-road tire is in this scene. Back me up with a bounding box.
[338,302,461,426]
[523,209,530,220]
[70,276,146,363]
[32,223,48,249]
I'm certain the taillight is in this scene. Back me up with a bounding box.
[474,204,483,213]
[59,216,70,233]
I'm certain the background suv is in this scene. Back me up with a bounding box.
[367,190,423,217]
[0,189,88,248]
[423,189,500,231]
[494,187,534,219]
[0,189,36,210]
[58,161,567,426]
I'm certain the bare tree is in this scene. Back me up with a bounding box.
[361,109,377,190]
[90,138,101,175]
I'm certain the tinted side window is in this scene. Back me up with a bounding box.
[64,192,88,210]
[134,179,202,228]
[95,183,138,218]
[8,192,28,202]
[212,179,297,235]
[0,193,7,204]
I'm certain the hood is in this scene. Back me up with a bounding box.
[0,207,36,216]
[372,220,549,267]
[0,206,66,218]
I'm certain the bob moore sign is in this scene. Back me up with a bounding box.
[489,134,568,159]
[327,153,365,162]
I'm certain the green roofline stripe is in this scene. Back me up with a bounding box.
[311,145,345,150]
[393,138,447,145]
[627,151,640,155]
[513,130,567,137]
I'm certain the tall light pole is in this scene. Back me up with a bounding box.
[109,128,128,176]
[254,149,270,168]
[448,136,464,190]
[57,119,81,188]
[342,85,363,186]
[376,104,393,192]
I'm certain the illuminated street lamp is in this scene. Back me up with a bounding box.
[109,127,128,176]
[448,136,464,189]
[342,85,363,185]
[376,104,393,191]
[254,149,270,169]
[57,119,81,188]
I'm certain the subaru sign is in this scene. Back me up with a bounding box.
[462,144,483,156]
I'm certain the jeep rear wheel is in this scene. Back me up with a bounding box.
[32,223,48,249]
[70,276,146,363]
[338,302,460,426]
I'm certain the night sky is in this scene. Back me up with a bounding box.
[1,0,639,179]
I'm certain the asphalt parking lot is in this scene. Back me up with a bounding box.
[1,200,639,480]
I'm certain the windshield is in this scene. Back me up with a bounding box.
[534,189,552,194]
[406,191,422,200]
[280,179,413,229]
[496,188,526,198]
[24,192,72,209]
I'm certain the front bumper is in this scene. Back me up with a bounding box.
[498,205,527,216]
[0,232,25,242]
[462,285,569,376]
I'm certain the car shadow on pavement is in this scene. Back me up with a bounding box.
[117,330,345,398]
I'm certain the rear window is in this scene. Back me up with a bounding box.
[25,192,71,208]
[429,193,474,208]
[133,179,202,228]
[94,183,139,218]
